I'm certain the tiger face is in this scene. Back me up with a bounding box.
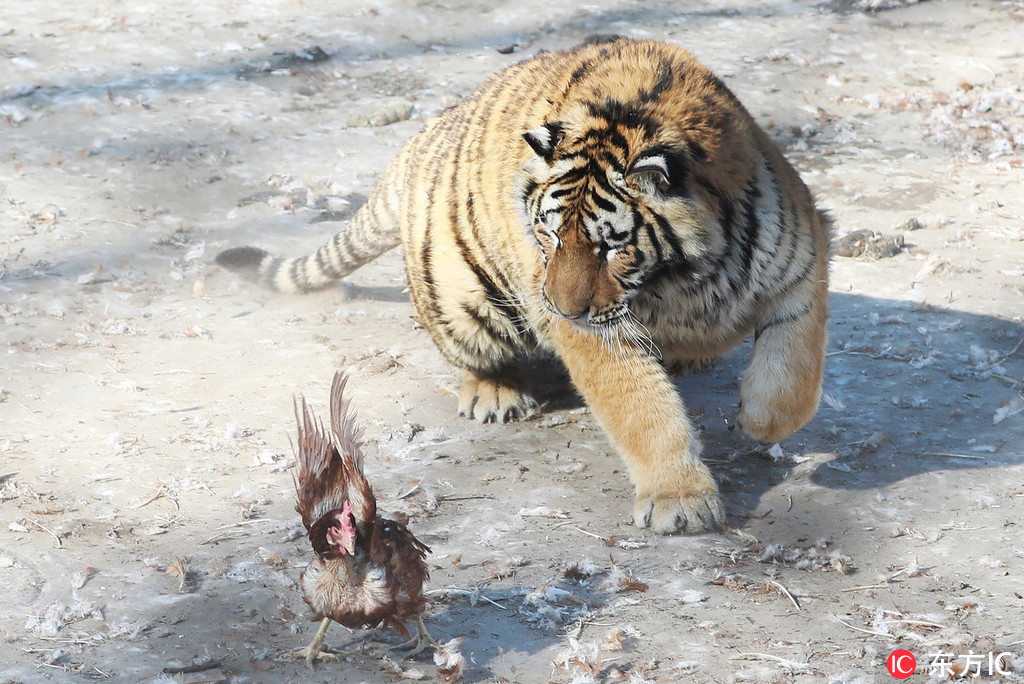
[517,117,712,330]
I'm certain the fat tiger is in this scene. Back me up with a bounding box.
[218,38,831,535]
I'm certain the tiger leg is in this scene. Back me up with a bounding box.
[458,366,538,424]
[737,272,828,442]
[421,284,538,424]
[549,320,723,535]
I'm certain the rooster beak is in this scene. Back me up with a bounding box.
[325,513,357,556]
[326,529,357,556]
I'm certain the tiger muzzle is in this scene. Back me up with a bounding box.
[543,242,600,321]
[541,285,590,320]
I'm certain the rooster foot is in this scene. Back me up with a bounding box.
[285,646,339,670]
[285,617,337,670]
[390,617,437,659]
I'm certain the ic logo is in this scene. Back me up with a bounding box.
[887,649,917,679]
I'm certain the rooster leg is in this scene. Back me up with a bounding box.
[285,617,337,670]
[390,617,438,659]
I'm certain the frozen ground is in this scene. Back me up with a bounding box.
[2,1,1024,682]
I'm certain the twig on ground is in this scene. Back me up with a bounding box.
[907,452,987,461]
[198,518,279,543]
[832,613,891,638]
[770,580,801,610]
[26,518,62,547]
[997,336,1024,363]
[426,588,508,610]
[216,518,276,530]
[132,485,178,510]
[570,525,609,541]
[721,524,760,546]
[728,652,811,672]
[841,582,891,593]
[198,532,232,546]
[162,658,222,675]
[891,618,946,630]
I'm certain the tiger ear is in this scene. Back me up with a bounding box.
[626,152,672,192]
[523,122,564,162]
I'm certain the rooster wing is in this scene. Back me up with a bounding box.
[369,517,432,634]
[293,372,376,557]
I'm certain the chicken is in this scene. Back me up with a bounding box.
[291,371,434,668]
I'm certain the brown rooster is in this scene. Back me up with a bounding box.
[291,371,433,668]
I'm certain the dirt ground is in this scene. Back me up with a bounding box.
[3,1,1024,682]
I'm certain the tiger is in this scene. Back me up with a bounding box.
[217,38,831,535]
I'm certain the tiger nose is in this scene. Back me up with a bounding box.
[543,286,591,320]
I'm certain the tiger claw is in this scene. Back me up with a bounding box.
[633,489,724,535]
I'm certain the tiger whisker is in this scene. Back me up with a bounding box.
[624,309,661,360]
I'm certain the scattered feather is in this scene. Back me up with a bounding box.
[164,556,190,593]
[993,394,1024,424]
[519,506,570,519]
[382,655,427,680]
[605,560,649,593]
[676,589,708,604]
[70,567,96,590]
[564,560,601,582]
[433,637,465,682]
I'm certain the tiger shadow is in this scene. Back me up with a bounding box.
[667,291,1024,522]
[513,290,1024,518]
[366,290,1024,678]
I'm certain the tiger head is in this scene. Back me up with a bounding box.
[516,112,721,330]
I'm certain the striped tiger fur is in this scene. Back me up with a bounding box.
[218,38,831,535]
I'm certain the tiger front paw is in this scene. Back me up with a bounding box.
[736,391,817,444]
[633,481,724,535]
[457,369,538,423]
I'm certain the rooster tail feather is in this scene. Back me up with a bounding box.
[329,372,366,471]
[293,393,349,532]
[329,371,376,524]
